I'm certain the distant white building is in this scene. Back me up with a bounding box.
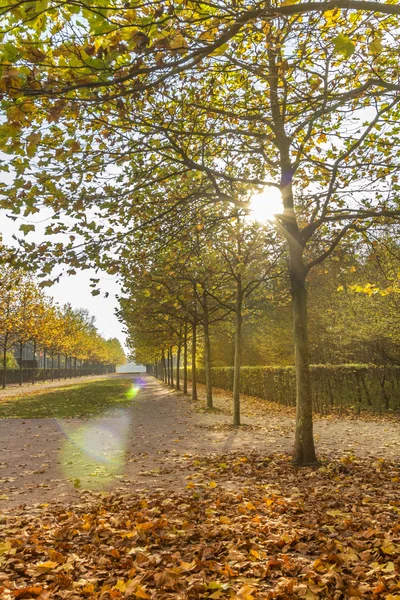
[116,362,146,373]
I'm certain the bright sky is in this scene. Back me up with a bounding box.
[0,208,128,351]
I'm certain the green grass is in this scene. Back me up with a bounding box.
[0,379,136,419]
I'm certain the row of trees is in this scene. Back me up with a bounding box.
[118,208,283,427]
[120,209,400,414]
[2,1,400,463]
[0,263,125,388]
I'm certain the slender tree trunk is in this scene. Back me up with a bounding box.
[162,351,166,383]
[52,354,54,381]
[74,357,77,378]
[169,346,174,387]
[176,343,181,391]
[65,355,68,379]
[2,337,7,389]
[233,279,243,427]
[32,340,36,384]
[192,319,198,401]
[202,295,213,409]
[58,353,61,380]
[183,323,188,395]
[166,350,170,385]
[290,253,317,466]
[19,343,23,386]
[43,348,47,381]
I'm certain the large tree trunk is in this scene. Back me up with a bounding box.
[191,319,198,401]
[176,343,181,390]
[183,323,188,394]
[233,278,243,427]
[202,294,213,409]
[290,252,317,466]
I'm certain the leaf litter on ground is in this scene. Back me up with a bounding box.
[0,452,399,599]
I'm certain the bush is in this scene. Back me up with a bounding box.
[187,364,400,414]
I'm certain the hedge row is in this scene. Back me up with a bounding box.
[187,365,400,414]
[0,366,116,387]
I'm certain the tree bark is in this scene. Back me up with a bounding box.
[43,348,47,381]
[169,346,174,387]
[233,278,243,427]
[191,319,198,401]
[58,353,61,380]
[290,253,318,466]
[19,343,23,386]
[176,343,181,390]
[32,340,37,384]
[183,323,188,394]
[2,336,7,389]
[162,351,167,383]
[202,293,213,409]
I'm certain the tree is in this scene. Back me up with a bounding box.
[2,3,400,463]
[0,266,21,387]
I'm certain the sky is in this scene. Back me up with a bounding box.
[0,208,129,352]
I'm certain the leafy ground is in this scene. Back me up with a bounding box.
[0,375,399,598]
[0,454,399,599]
[0,379,133,419]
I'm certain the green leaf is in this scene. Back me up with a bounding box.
[332,33,355,58]
[19,224,35,236]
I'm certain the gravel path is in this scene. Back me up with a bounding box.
[0,374,399,509]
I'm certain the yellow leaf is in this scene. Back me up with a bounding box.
[113,580,127,592]
[220,516,230,524]
[135,585,150,599]
[324,8,341,25]
[0,541,12,555]
[382,562,395,573]
[381,541,396,555]
[208,481,217,488]
[170,34,187,50]
[36,560,58,570]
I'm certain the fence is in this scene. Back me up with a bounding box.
[188,364,400,414]
[1,365,116,388]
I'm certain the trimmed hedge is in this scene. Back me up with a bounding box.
[187,365,400,414]
[0,366,116,388]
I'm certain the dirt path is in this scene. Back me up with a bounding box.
[0,375,399,509]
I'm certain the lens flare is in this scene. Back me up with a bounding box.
[126,384,140,400]
[59,410,130,490]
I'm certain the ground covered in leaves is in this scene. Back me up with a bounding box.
[1,453,399,599]
[0,375,399,509]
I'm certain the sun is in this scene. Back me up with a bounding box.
[246,187,283,223]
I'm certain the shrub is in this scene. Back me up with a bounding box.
[187,364,400,414]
